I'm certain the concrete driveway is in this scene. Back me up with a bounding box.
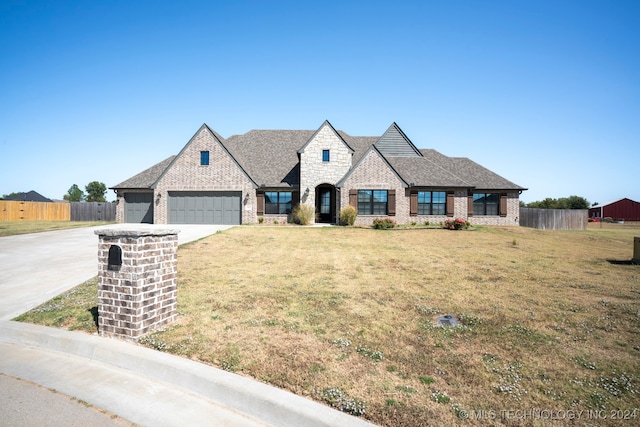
[0,224,229,321]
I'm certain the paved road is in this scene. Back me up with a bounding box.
[0,224,376,427]
[0,373,137,427]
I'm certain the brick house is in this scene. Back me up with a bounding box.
[112,121,526,226]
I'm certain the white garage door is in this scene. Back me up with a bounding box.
[168,191,241,225]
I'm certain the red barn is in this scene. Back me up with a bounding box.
[589,198,640,221]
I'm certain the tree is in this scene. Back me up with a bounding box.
[85,181,107,202]
[527,198,556,209]
[1,192,21,200]
[63,184,85,202]
[526,195,589,209]
[562,195,590,210]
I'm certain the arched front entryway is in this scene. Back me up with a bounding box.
[315,184,336,223]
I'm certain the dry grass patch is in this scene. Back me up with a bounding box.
[17,223,640,426]
[0,220,113,237]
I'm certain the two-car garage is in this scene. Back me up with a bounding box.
[124,191,242,224]
[168,191,241,225]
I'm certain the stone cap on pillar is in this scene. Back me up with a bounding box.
[94,228,180,237]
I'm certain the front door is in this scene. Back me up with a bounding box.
[316,185,335,223]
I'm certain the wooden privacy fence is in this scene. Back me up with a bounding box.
[519,207,588,230]
[0,201,115,222]
[70,202,116,221]
[0,200,70,221]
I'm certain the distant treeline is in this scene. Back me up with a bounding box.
[521,195,589,210]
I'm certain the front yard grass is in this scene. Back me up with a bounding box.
[16,223,640,426]
[0,221,114,237]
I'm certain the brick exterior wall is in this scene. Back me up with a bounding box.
[96,229,178,340]
[339,149,408,226]
[115,194,124,223]
[299,124,352,223]
[407,189,467,226]
[153,127,256,224]
[468,192,521,226]
[339,151,522,226]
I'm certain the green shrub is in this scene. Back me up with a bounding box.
[258,217,264,224]
[339,205,357,226]
[292,203,316,225]
[372,218,396,229]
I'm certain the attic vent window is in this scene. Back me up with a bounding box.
[322,149,330,162]
[436,314,459,327]
[200,151,210,166]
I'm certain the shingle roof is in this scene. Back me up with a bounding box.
[343,135,379,164]
[112,123,525,193]
[420,149,526,190]
[386,156,472,187]
[4,190,52,202]
[111,156,176,189]
[224,130,378,187]
[225,130,314,187]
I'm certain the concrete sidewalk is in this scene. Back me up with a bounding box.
[0,224,376,426]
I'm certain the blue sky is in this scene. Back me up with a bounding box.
[1,0,638,205]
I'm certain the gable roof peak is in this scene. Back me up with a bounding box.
[200,123,226,142]
[336,144,408,188]
[297,120,354,154]
[375,122,422,157]
[149,123,256,189]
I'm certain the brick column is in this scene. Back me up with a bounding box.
[95,229,179,340]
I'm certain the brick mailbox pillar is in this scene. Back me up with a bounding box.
[633,236,640,264]
[95,228,180,340]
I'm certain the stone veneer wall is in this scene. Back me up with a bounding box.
[299,124,353,222]
[95,228,179,340]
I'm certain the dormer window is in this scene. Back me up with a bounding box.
[322,149,330,162]
[200,151,210,165]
